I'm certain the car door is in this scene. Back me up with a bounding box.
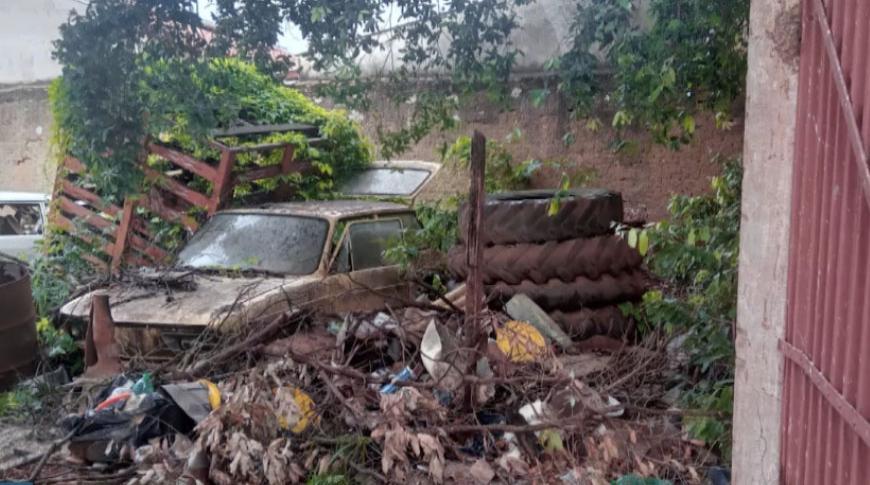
[320,216,415,314]
[0,201,45,259]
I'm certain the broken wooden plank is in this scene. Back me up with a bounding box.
[148,142,219,182]
[142,167,211,209]
[209,122,318,138]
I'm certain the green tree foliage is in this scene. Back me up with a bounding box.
[622,160,741,458]
[553,0,748,147]
[52,0,530,176]
[52,0,749,167]
[52,55,371,200]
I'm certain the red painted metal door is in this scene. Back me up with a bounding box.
[782,0,870,483]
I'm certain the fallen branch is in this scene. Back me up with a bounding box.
[623,404,730,419]
[185,311,301,378]
[421,419,591,435]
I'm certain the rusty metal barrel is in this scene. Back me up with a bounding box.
[0,261,38,390]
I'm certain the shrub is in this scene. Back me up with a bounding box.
[622,159,740,459]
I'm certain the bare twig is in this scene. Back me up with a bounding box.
[346,459,387,482]
[184,311,301,378]
[413,276,463,314]
[28,426,79,482]
[319,370,364,423]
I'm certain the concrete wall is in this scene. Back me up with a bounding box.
[731,0,801,483]
[0,0,80,85]
[0,0,81,193]
[0,85,55,193]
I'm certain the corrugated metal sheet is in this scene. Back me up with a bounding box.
[782,0,870,483]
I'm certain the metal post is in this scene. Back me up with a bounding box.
[464,131,486,349]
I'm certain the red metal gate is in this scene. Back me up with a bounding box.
[782,0,870,483]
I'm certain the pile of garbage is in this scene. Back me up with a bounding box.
[3,297,719,484]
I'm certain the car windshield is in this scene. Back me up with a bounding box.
[176,213,328,275]
[339,168,430,196]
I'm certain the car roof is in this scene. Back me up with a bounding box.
[219,199,411,219]
[0,191,50,202]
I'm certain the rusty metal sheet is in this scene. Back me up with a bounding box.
[782,0,870,482]
[0,262,38,390]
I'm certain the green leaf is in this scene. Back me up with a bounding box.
[311,6,327,22]
[638,230,650,256]
[539,429,565,452]
[585,118,602,132]
[547,198,561,217]
[530,88,550,107]
[616,0,633,10]
[648,84,664,103]
[682,115,696,135]
[661,66,676,87]
[559,173,571,191]
[612,110,631,128]
[627,228,639,248]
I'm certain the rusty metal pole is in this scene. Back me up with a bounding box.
[464,131,486,349]
[83,292,123,378]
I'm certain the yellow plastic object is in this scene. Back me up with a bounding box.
[199,379,222,410]
[495,320,547,363]
[277,387,319,434]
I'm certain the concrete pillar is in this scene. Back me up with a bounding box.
[732,0,801,483]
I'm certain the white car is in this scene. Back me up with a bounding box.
[0,191,50,260]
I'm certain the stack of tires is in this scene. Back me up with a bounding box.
[448,189,648,340]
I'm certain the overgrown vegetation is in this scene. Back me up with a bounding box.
[384,200,460,271]
[323,0,749,153]
[385,132,597,271]
[51,56,371,201]
[622,159,741,459]
[442,132,597,193]
[551,0,748,148]
[52,0,749,165]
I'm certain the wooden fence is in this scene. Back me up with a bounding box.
[52,125,313,272]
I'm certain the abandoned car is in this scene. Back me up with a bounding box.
[59,161,441,353]
[0,191,50,259]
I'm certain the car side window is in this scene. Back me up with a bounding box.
[0,203,43,236]
[333,235,351,273]
[348,219,403,271]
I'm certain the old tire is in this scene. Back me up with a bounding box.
[458,188,623,246]
[448,236,642,284]
[486,270,648,310]
[549,306,632,340]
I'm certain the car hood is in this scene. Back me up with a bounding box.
[60,271,317,328]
